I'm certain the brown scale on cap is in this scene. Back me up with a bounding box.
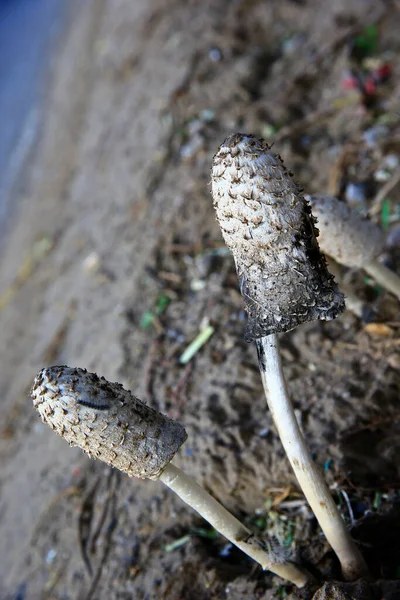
[31,366,187,480]
[211,134,345,341]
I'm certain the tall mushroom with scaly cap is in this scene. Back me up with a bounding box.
[211,134,345,341]
[31,365,311,588]
[211,133,368,580]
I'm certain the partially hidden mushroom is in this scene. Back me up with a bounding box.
[307,194,400,298]
[211,133,368,580]
[323,257,367,320]
[31,365,311,588]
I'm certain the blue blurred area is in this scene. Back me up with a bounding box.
[0,0,69,221]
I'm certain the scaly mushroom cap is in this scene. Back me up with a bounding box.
[307,194,385,269]
[31,366,187,480]
[211,134,344,341]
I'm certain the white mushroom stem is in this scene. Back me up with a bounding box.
[255,334,369,581]
[160,462,311,587]
[364,259,400,298]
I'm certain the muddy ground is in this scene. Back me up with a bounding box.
[0,1,400,598]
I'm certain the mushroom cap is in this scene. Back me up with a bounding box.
[307,194,385,269]
[31,366,187,480]
[211,134,344,341]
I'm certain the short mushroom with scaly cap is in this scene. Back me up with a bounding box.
[307,194,400,299]
[211,133,368,581]
[32,365,187,479]
[31,365,311,588]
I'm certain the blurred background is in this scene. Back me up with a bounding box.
[0,0,75,237]
[0,1,399,599]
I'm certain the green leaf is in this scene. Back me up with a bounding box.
[179,325,215,364]
[373,491,382,510]
[354,25,378,56]
[381,198,391,231]
[155,294,170,315]
[190,527,218,540]
[163,535,191,552]
[140,311,154,329]
[284,521,295,547]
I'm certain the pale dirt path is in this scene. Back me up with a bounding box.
[0,0,230,594]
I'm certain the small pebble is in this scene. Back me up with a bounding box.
[166,329,185,343]
[382,153,399,171]
[362,124,389,148]
[282,33,304,56]
[261,123,276,139]
[200,109,215,122]
[345,182,368,209]
[375,154,399,182]
[219,543,233,557]
[82,252,101,274]
[386,224,400,249]
[374,169,391,182]
[208,47,222,62]
[45,548,57,564]
[190,279,206,291]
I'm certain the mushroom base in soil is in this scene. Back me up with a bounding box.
[211,133,369,580]
[31,365,311,588]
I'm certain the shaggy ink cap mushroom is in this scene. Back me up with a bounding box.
[307,194,385,269]
[211,135,369,581]
[212,134,345,341]
[307,194,400,299]
[31,366,187,480]
[31,365,312,587]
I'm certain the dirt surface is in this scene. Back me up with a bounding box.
[0,1,400,598]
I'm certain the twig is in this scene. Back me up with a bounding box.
[370,169,400,217]
[339,490,355,528]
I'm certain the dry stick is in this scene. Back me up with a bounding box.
[308,194,400,298]
[211,134,369,580]
[369,168,400,218]
[31,365,310,588]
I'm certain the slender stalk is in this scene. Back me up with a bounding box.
[364,259,400,298]
[160,462,311,587]
[255,334,369,581]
